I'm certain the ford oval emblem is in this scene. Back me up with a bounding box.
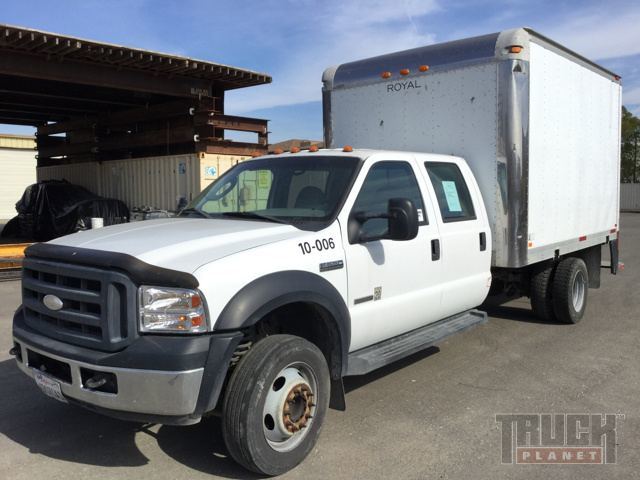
[43,294,64,311]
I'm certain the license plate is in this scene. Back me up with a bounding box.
[34,370,67,403]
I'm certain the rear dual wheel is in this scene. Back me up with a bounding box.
[530,262,556,322]
[552,257,588,324]
[222,334,330,476]
[530,257,588,324]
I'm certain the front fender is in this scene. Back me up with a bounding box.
[214,270,351,376]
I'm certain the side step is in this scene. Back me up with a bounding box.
[345,309,487,376]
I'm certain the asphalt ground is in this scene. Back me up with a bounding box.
[1,213,638,479]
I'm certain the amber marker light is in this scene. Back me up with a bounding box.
[343,145,353,152]
[381,71,392,79]
[509,45,523,54]
[309,145,319,152]
[419,65,429,72]
[191,295,202,308]
[400,68,410,76]
[290,146,300,153]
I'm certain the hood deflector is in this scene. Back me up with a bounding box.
[25,243,199,289]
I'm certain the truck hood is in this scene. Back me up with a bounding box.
[48,218,300,273]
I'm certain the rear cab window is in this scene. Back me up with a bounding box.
[424,162,476,222]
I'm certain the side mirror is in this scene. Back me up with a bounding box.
[387,198,419,241]
[348,197,419,244]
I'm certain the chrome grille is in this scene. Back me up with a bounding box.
[22,258,137,352]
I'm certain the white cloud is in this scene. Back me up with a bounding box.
[227,0,439,113]
[542,6,640,60]
[227,0,640,115]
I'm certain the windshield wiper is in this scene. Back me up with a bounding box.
[220,211,289,224]
[179,208,212,218]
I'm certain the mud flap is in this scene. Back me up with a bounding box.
[329,378,346,411]
[610,238,619,275]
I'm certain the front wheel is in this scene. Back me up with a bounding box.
[222,334,330,476]
[552,257,589,324]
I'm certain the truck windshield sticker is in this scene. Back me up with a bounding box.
[417,208,424,222]
[442,181,462,212]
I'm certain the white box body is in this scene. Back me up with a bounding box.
[323,28,621,268]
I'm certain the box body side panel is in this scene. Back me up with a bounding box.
[527,41,620,259]
[328,63,511,264]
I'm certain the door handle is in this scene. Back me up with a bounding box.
[479,232,487,251]
[431,239,440,261]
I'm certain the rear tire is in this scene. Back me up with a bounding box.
[530,262,556,322]
[222,334,330,476]
[552,257,588,324]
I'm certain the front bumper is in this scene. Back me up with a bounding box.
[13,308,243,425]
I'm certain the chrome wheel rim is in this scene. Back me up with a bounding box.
[572,271,586,312]
[262,362,317,452]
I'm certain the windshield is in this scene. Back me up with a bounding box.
[184,156,360,229]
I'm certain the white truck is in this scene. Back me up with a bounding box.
[11,28,621,475]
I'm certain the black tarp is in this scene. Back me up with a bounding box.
[3,180,129,241]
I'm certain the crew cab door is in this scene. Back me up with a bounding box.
[339,155,443,352]
[419,159,491,316]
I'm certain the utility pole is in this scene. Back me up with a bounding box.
[633,125,640,183]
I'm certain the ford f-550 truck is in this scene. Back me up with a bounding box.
[11,28,621,475]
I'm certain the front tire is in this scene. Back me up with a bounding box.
[222,334,330,476]
[552,257,589,324]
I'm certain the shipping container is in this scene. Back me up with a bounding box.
[37,153,250,212]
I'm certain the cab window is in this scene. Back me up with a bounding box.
[425,162,476,222]
[352,161,427,237]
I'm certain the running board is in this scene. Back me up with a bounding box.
[345,309,487,376]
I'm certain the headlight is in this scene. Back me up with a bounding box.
[138,286,208,333]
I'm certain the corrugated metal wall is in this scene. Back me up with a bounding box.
[37,153,249,211]
[100,154,201,211]
[37,162,100,194]
[621,183,640,211]
[0,134,36,150]
[199,153,248,191]
[0,135,37,220]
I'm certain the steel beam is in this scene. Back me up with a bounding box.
[0,50,213,98]
[196,141,267,156]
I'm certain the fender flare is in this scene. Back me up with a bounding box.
[215,270,351,377]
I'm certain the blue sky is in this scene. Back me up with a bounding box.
[2,0,639,142]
